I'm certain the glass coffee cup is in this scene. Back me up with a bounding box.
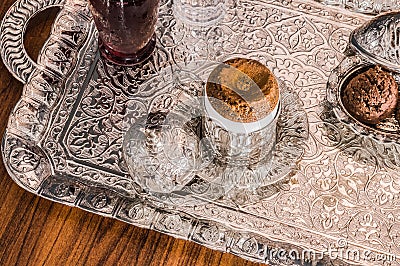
[203,58,281,166]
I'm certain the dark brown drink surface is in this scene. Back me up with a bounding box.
[206,58,280,123]
[89,0,160,55]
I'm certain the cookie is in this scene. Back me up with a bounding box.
[342,66,398,125]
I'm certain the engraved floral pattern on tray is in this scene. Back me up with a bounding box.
[3,0,400,264]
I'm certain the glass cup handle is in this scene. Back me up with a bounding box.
[0,0,65,84]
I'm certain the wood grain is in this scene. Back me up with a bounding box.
[0,1,263,265]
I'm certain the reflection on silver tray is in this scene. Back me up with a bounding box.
[327,54,400,143]
[4,0,400,265]
[123,79,308,208]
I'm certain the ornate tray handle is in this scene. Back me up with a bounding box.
[0,0,66,84]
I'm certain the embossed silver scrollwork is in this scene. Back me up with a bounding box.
[0,0,66,83]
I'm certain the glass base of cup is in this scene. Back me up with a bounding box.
[98,35,156,66]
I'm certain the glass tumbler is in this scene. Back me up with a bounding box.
[89,0,160,65]
[173,0,226,26]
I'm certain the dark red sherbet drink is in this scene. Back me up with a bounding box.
[89,0,160,65]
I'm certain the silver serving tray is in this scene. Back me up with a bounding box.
[2,0,400,265]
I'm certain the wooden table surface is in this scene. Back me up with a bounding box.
[0,1,262,265]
